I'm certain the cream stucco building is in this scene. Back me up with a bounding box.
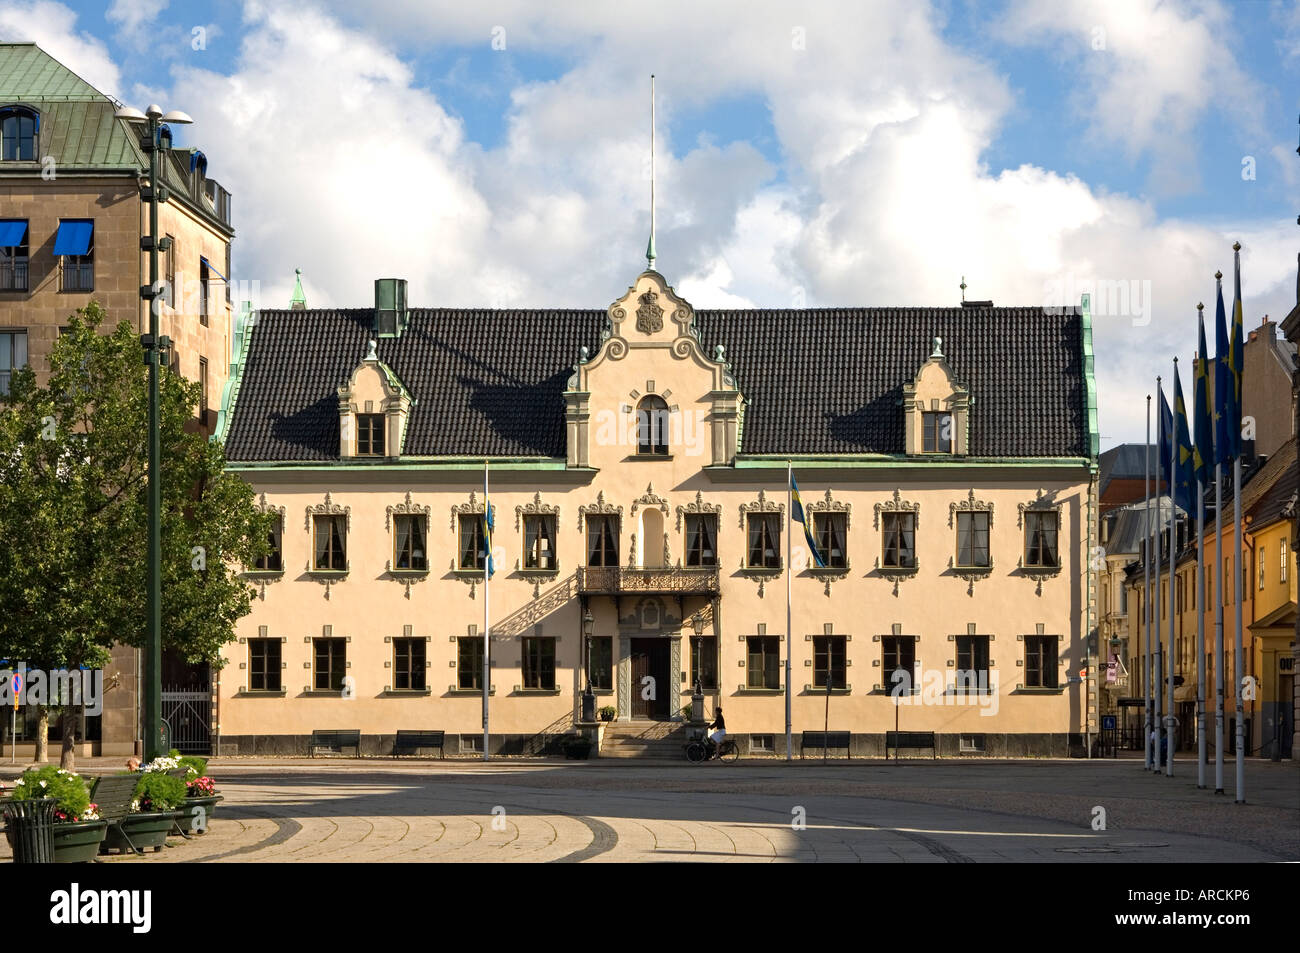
[212,268,1100,757]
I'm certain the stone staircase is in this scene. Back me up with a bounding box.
[599,721,691,759]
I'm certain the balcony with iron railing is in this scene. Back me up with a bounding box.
[0,260,28,291]
[577,565,719,595]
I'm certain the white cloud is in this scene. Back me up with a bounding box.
[106,0,168,48]
[995,0,1264,195]
[0,1,121,98]
[15,0,1293,446]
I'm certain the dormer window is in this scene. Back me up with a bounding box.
[903,337,970,455]
[357,413,385,456]
[1,106,37,161]
[637,395,669,455]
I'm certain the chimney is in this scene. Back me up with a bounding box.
[375,278,408,338]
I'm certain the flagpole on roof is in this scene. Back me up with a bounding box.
[1143,394,1153,770]
[1231,242,1246,803]
[483,458,490,763]
[646,74,657,272]
[785,460,793,762]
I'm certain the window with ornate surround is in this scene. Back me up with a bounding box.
[386,492,431,598]
[874,490,920,596]
[450,491,492,597]
[579,491,623,570]
[903,337,970,456]
[1017,490,1063,596]
[738,490,783,595]
[305,493,349,599]
[949,490,993,596]
[245,494,286,600]
[677,491,722,569]
[803,489,851,594]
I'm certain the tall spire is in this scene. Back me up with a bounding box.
[646,74,656,272]
[290,267,306,310]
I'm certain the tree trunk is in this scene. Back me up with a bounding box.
[58,708,77,770]
[34,706,49,763]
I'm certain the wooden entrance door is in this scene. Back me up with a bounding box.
[630,638,670,719]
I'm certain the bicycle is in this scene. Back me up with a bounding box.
[685,728,738,764]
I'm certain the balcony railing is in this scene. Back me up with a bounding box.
[577,566,719,595]
[0,261,28,291]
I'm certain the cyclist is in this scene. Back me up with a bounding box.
[706,707,726,759]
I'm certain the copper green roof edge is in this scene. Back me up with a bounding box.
[0,44,108,101]
[1081,293,1099,461]
[212,304,256,445]
[290,269,306,307]
[732,455,1091,468]
[226,458,570,471]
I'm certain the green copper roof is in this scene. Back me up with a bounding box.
[0,43,105,101]
[290,268,307,308]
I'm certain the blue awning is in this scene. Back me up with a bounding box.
[52,220,93,256]
[0,220,26,247]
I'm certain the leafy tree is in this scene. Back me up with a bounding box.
[0,303,272,768]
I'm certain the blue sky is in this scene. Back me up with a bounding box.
[2,0,1298,446]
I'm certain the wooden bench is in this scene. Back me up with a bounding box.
[885,730,937,760]
[393,730,445,759]
[310,729,361,757]
[800,730,852,758]
[88,774,147,855]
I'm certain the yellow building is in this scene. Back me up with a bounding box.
[1125,439,1296,759]
[206,266,1101,758]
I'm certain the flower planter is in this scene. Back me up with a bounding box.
[51,820,109,863]
[175,795,223,835]
[101,811,181,855]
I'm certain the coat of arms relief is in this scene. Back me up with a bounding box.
[636,290,664,334]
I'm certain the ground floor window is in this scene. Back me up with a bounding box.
[458,637,484,691]
[882,636,916,693]
[955,635,990,693]
[691,636,718,690]
[813,635,846,689]
[393,638,426,691]
[746,636,780,689]
[589,636,612,691]
[249,639,281,692]
[523,637,556,690]
[1024,635,1058,688]
[313,638,346,692]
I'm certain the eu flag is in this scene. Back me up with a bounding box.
[1172,364,1195,515]
[1193,310,1214,485]
[790,474,825,568]
[1157,382,1173,501]
[1213,279,1232,466]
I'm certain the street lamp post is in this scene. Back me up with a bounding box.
[581,607,596,723]
[115,103,193,761]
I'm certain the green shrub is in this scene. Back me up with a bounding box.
[178,756,207,779]
[8,765,91,821]
[133,772,187,812]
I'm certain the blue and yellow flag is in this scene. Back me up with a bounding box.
[1193,309,1214,486]
[1213,279,1232,467]
[482,503,495,578]
[1172,363,1194,515]
[790,473,825,568]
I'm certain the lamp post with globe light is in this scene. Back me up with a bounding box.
[114,103,193,761]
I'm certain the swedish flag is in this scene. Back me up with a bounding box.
[790,473,825,568]
[1173,363,1194,515]
[1193,309,1214,485]
[482,502,495,578]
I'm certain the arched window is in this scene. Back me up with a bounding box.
[1,106,38,161]
[636,395,669,455]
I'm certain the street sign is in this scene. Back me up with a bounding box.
[10,673,20,708]
[1102,715,1117,731]
[1067,675,1082,684]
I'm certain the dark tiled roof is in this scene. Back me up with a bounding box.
[224,305,1089,462]
[1246,440,1297,530]
[1099,443,1156,493]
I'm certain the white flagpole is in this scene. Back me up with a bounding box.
[483,460,490,763]
[1233,453,1245,801]
[785,461,793,762]
[1166,362,1177,777]
[1155,377,1164,772]
[1196,454,1207,789]
[1144,397,1154,769]
[1214,456,1225,793]
[1232,241,1246,804]
[1144,396,1153,770]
